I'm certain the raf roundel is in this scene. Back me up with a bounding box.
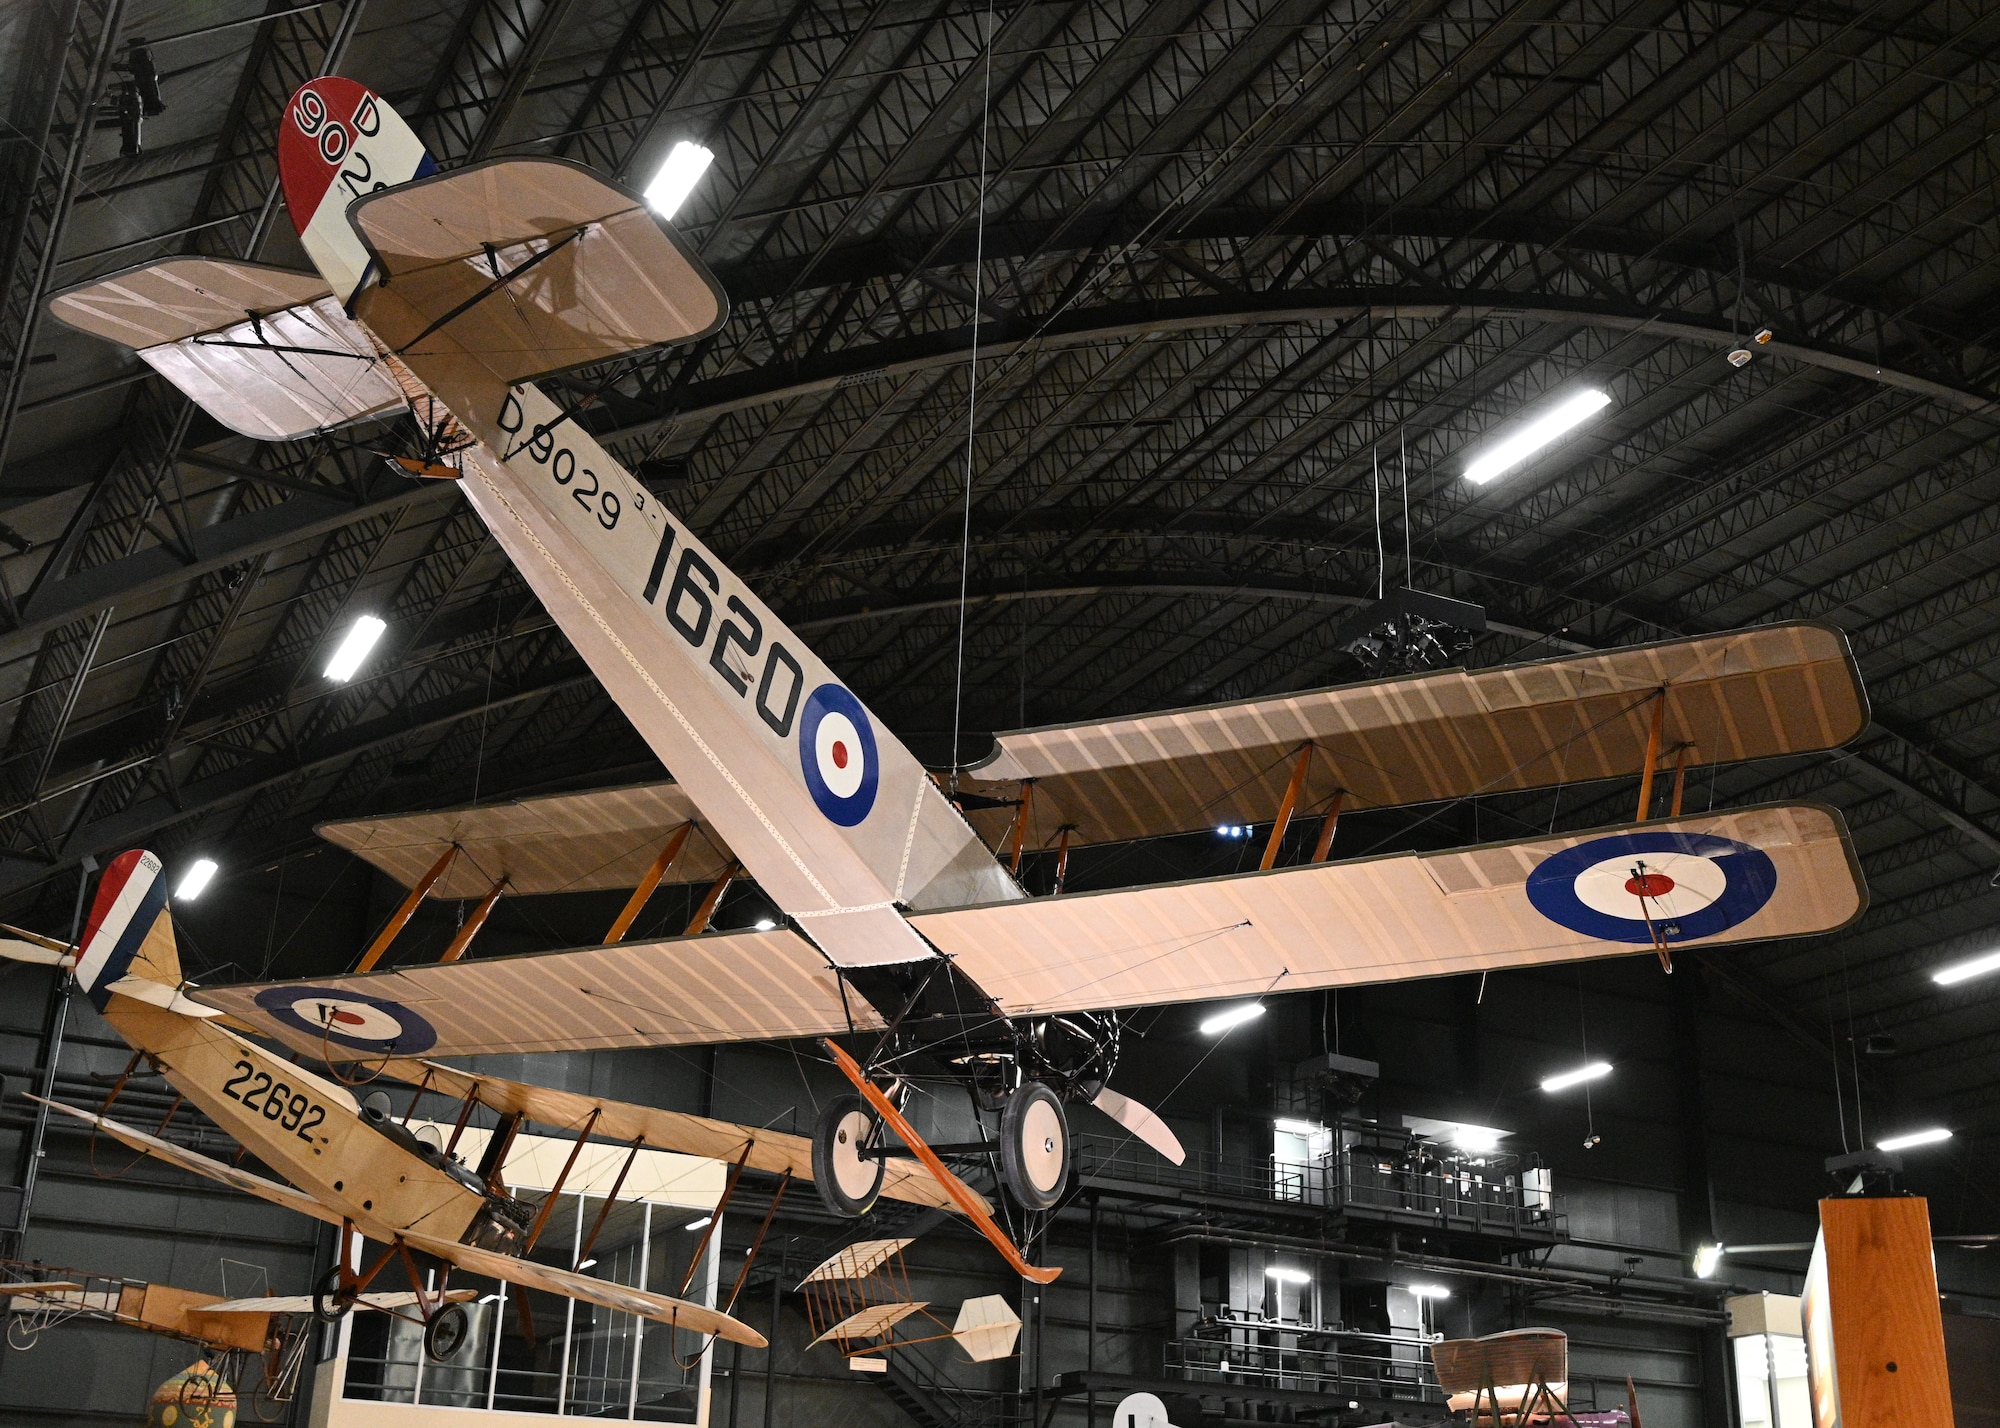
[254,985,437,1055]
[1526,830,1778,944]
[799,684,880,826]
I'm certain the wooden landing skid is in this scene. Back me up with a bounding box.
[821,1041,1060,1285]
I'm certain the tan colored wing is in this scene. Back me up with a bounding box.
[28,1097,340,1226]
[913,804,1865,1014]
[200,1289,477,1314]
[962,623,1867,849]
[799,1239,917,1285]
[398,1229,764,1346]
[349,158,726,383]
[369,1061,985,1216]
[317,780,734,898]
[809,1301,927,1347]
[194,926,871,1058]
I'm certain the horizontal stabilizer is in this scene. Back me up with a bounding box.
[47,258,404,440]
[964,623,1866,850]
[349,157,726,384]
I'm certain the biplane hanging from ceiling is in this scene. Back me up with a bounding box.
[47,75,1871,1285]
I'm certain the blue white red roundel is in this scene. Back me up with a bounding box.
[799,684,879,826]
[1526,831,1776,944]
[254,985,437,1055]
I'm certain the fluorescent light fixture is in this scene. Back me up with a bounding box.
[754,918,775,931]
[1541,1061,1613,1093]
[1265,1266,1310,1285]
[1692,1243,1724,1279]
[175,858,218,901]
[1934,948,2000,986]
[644,140,714,219]
[1409,1284,1451,1300]
[686,1215,713,1231]
[324,614,386,681]
[1274,1117,1323,1137]
[1464,388,1612,484]
[577,1258,597,1271]
[1200,1003,1265,1036]
[1453,1125,1503,1154]
[479,1292,502,1304]
[1878,1127,1952,1152]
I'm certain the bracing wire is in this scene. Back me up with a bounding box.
[949,0,998,790]
[1372,444,1383,599]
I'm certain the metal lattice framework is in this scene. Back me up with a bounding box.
[1,0,1999,1134]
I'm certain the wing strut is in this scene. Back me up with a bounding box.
[822,1041,1060,1285]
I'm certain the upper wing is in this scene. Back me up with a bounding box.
[348,158,726,383]
[398,1229,765,1346]
[962,623,1867,850]
[195,925,872,1057]
[317,778,735,897]
[46,257,405,440]
[29,1097,341,1226]
[200,1289,477,1314]
[365,1058,985,1216]
[913,803,1864,1014]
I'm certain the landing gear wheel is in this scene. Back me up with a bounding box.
[312,1263,355,1324]
[813,1094,886,1218]
[1000,1081,1069,1210]
[425,1302,470,1360]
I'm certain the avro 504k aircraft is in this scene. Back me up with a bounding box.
[47,78,1873,1281]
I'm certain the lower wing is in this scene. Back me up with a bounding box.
[29,1096,340,1226]
[398,1229,764,1347]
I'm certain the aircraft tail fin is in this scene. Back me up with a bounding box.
[74,850,179,1009]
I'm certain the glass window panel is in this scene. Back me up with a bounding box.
[1734,1335,1773,1428]
[566,1195,651,1417]
[635,1206,718,1422]
[493,1190,578,1414]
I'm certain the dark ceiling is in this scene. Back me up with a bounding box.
[1,1,1997,1137]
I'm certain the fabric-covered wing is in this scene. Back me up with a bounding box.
[200,1289,477,1314]
[318,779,734,897]
[914,804,1864,1014]
[962,623,1866,849]
[363,1058,985,1216]
[399,1229,765,1346]
[809,1301,928,1347]
[348,157,726,383]
[46,258,405,440]
[29,1097,340,1226]
[195,926,871,1057]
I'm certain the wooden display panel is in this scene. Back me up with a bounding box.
[1802,1196,1955,1428]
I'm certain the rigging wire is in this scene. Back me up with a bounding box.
[948,0,998,790]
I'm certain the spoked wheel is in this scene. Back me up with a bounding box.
[1000,1081,1070,1210]
[425,1302,471,1361]
[813,1094,887,1217]
[312,1263,355,1324]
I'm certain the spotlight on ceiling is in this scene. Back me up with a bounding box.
[1265,1266,1310,1285]
[1540,1061,1612,1093]
[1934,948,2000,987]
[1693,1243,1724,1279]
[325,615,387,682]
[1452,1125,1503,1154]
[1199,1003,1265,1036]
[176,858,219,901]
[1464,388,1612,485]
[1409,1284,1452,1299]
[645,141,715,220]
[754,918,776,931]
[1878,1127,1952,1153]
[685,1215,714,1231]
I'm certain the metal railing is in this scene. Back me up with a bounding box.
[1166,1324,1447,1409]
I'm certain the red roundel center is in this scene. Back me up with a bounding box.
[1625,872,1675,899]
[831,741,849,769]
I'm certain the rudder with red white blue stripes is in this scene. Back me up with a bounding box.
[74,850,179,1009]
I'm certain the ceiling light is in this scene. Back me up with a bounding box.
[754,918,775,931]
[1540,1061,1612,1093]
[325,615,386,681]
[175,858,218,901]
[1878,1127,1952,1152]
[1409,1284,1451,1299]
[1934,948,2000,986]
[1274,1118,1322,1137]
[1265,1266,1310,1285]
[1200,1003,1265,1036]
[479,1292,501,1304]
[1453,1125,1503,1154]
[644,140,714,219]
[576,1258,597,1271]
[1693,1243,1724,1279]
[686,1215,713,1231]
[1464,389,1612,485]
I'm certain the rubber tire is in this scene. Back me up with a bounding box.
[313,1263,354,1324]
[425,1302,471,1361]
[812,1094,887,1218]
[1000,1081,1070,1210]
